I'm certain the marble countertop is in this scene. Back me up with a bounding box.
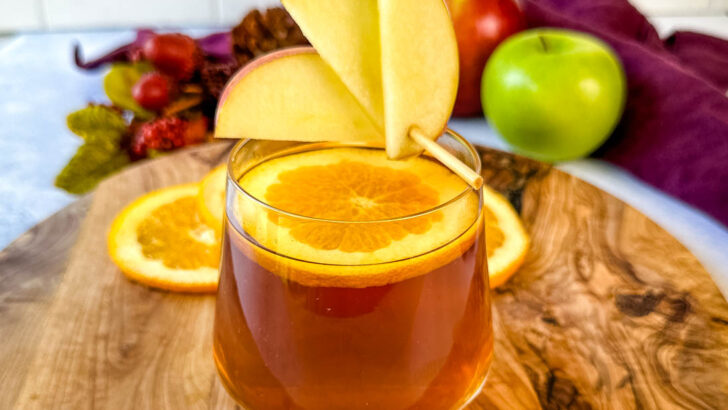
[1,19,727,296]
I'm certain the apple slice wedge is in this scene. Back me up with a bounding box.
[282,0,383,129]
[379,0,459,158]
[215,47,381,143]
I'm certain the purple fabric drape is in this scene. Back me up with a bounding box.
[523,0,728,227]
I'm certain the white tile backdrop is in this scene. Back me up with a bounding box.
[0,0,726,32]
[218,0,279,26]
[0,0,44,31]
[43,0,217,29]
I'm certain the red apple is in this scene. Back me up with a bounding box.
[448,0,525,116]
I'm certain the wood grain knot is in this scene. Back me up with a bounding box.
[711,316,728,326]
[615,290,691,322]
[542,371,592,410]
[479,148,550,212]
[662,294,691,323]
[615,291,664,317]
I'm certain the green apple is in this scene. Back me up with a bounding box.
[482,29,626,162]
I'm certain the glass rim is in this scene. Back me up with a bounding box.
[226,128,482,225]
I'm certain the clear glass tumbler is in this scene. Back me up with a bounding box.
[214,131,492,410]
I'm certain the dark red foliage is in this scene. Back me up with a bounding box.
[74,30,233,71]
[200,60,239,99]
[525,0,728,227]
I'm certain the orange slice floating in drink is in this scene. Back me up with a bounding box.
[108,183,220,293]
[232,147,480,288]
[198,148,529,289]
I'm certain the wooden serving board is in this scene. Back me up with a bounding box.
[1,142,727,410]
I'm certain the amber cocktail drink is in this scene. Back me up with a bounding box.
[213,134,492,409]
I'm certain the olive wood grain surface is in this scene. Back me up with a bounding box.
[1,142,726,409]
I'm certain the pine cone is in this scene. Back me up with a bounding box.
[232,7,309,66]
[200,60,239,99]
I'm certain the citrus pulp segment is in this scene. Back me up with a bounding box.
[231,147,481,287]
[108,183,220,292]
[198,164,227,231]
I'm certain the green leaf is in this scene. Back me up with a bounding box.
[66,106,127,148]
[54,143,130,194]
[103,62,155,120]
[57,106,132,194]
[146,149,168,159]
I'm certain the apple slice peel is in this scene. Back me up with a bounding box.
[215,47,381,144]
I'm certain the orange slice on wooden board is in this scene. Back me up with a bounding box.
[483,185,530,288]
[197,164,227,231]
[108,183,220,293]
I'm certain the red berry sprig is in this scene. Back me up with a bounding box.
[132,117,187,156]
[132,116,208,157]
[132,72,174,111]
[142,34,201,81]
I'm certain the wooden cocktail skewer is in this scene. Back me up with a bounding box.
[409,127,483,190]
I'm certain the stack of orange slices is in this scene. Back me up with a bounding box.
[108,157,530,292]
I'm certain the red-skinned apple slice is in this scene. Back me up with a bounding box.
[215,47,381,143]
[379,0,459,158]
[282,0,383,128]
